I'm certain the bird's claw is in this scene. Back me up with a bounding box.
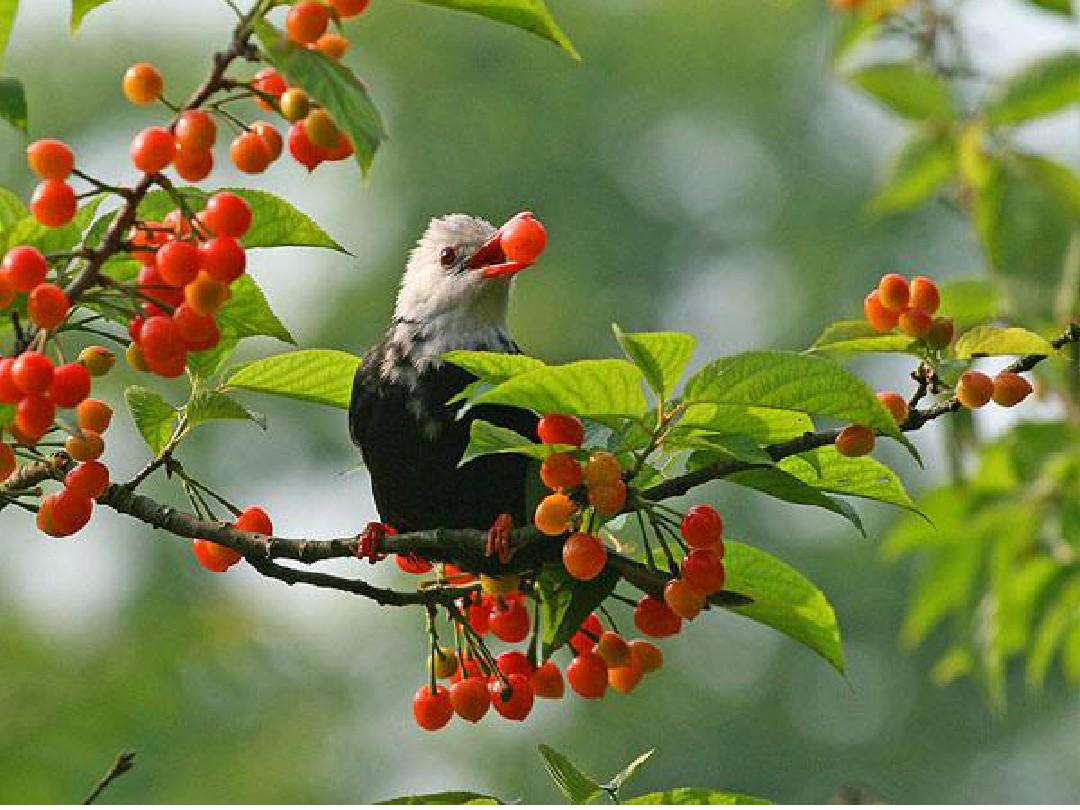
[357,521,395,563]
[485,513,514,564]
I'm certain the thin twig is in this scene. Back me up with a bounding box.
[83,751,136,805]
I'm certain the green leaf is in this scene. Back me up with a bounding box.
[537,564,620,657]
[0,402,13,428]
[870,127,956,214]
[185,390,266,431]
[1023,0,1073,14]
[625,789,771,805]
[410,0,579,60]
[0,0,18,65]
[460,419,565,465]
[0,195,104,255]
[938,278,1000,329]
[228,349,362,409]
[442,350,546,384]
[807,320,919,358]
[725,467,865,536]
[469,359,647,419]
[953,325,1055,358]
[723,540,844,673]
[125,386,177,456]
[537,745,603,805]
[187,334,239,380]
[612,324,695,399]
[256,20,386,175]
[604,750,654,796]
[663,430,774,466]
[1027,579,1080,688]
[216,275,294,344]
[1014,153,1080,217]
[378,791,502,805]
[70,0,111,31]
[779,446,918,513]
[680,403,813,445]
[684,350,902,440]
[986,51,1080,126]
[846,62,955,120]
[0,186,27,229]
[0,75,26,132]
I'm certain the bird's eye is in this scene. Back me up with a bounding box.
[439,247,458,267]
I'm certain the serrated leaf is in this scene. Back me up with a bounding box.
[953,325,1054,358]
[723,540,844,673]
[664,430,774,466]
[470,359,647,419]
[625,789,771,805]
[846,62,955,120]
[779,446,918,513]
[538,564,620,657]
[0,0,18,65]
[70,0,111,31]
[378,791,502,805]
[0,75,26,132]
[228,349,361,409]
[0,195,103,255]
[724,466,865,536]
[871,127,956,214]
[604,750,653,796]
[537,745,603,805]
[442,350,546,384]
[807,320,920,358]
[411,0,579,60]
[613,324,695,399]
[187,333,239,380]
[460,419,566,465]
[0,186,26,229]
[185,390,266,430]
[256,20,386,175]
[125,386,177,455]
[938,278,1000,329]
[680,402,813,445]
[216,275,294,344]
[986,51,1080,126]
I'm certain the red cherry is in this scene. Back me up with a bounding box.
[500,213,547,264]
[530,661,565,699]
[496,650,535,678]
[287,1,331,45]
[26,139,75,181]
[0,359,19,403]
[130,126,176,174]
[174,110,217,151]
[489,598,530,643]
[540,451,582,490]
[174,146,214,182]
[680,504,723,548]
[330,0,371,17]
[634,595,682,638]
[193,539,242,572]
[229,130,272,174]
[50,488,94,536]
[489,673,534,721]
[567,651,608,699]
[909,276,940,314]
[48,362,92,408]
[252,67,287,111]
[235,505,273,535]
[450,677,490,723]
[864,291,900,333]
[202,192,252,239]
[30,180,77,227]
[412,684,453,731]
[288,121,324,172]
[12,351,55,395]
[2,246,48,292]
[64,460,110,500]
[395,553,433,575]
[664,578,706,620]
[199,237,246,284]
[537,413,584,447]
[681,548,726,595]
[569,613,602,655]
[140,315,184,364]
[27,283,71,330]
[156,239,201,287]
[173,304,221,352]
[877,273,910,312]
[15,395,55,442]
[466,595,491,635]
[562,532,607,581]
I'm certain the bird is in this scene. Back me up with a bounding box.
[349,212,543,562]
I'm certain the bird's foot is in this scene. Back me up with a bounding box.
[356,521,395,563]
[485,513,514,564]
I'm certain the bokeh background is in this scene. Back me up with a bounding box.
[1,0,1078,802]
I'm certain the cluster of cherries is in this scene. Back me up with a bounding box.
[192,506,273,572]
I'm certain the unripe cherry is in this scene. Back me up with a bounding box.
[479,573,519,597]
[587,478,626,516]
[252,121,283,161]
[126,343,149,373]
[878,273,910,312]
[567,651,608,699]
[956,370,993,409]
[26,139,75,181]
[864,291,900,333]
[77,399,113,434]
[537,413,584,446]
[909,276,940,314]
[230,130,272,174]
[628,639,663,674]
[0,274,12,309]
[429,646,459,680]
[184,272,230,317]
[30,180,77,227]
[27,283,70,330]
[330,0,371,17]
[280,88,312,123]
[992,371,1032,407]
[78,346,116,377]
[927,316,955,349]
[835,424,875,457]
[608,658,644,695]
[876,391,908,424]
[664,577,705,620]
[584,451,621,487]
[314,32,350,60]
[304,109,341,150]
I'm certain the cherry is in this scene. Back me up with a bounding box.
[126,343,149,373]
[680,504,723,548]
[314,32,350,60]
[664,577,705,620]
[66,429,104,461]
[140,315,184,364]
[15,395,54,442]
[864,291,900,333]
[480,573,519,596]
[193,539,242,572]
[50,488,94,536]
[130,127,176,174]
[489,673,534,721]
[927,316,954,349]
[876,391,908,424]
[322,131,354,162]
[203,192,252,239]
[251,67,287,110]
[537,413,584,447]
[877,273,910,312]
[122,62,163,105]
[138,264,184,308]
[2,246,48,292]
[48,362,92,408]
[393,554,431,575]
[0,359,19,403]
[173,304,220,352]
[430,647,459,680]
[174,110,217,151]
[287,121,324,172]
[567,651,608,699]
[280,88,311,123]
[992,371,1032,407]
[27,283,70,330]
[12,351,55,395]
[540,451,582,490]
[628,639,663,674]
[130,222,168,265]
[234,505,273,535]
[562,532,607,581]
[304,109,341,150]
[288,1,331,44]
[909,275,940,313]
[230,130,272,174]
[898,308,932,340]
[587,479,626,516]
[584,451,621,487]
[634,595,682,638]
[252,121,283,161]
[489,598,530,643]
[184,272,230,317]
[956,370,993,409]
[26,139,74,181]
[199,237,246,284]
[174,146,214,182]
[500,213,547,264]
[608,659,644,695]
[78,346,116,378]
[835,424,875,458]
[534,491,575,536]
[465,595,491,635]
[64,460,110,500]
[450,677,490,723]
[0,441,14,480]
[569,613,602,655]
[156,240,201,287]
[330,0,371,17]
[75,400,113,435]
[31,180,77,227]
[530,661,565,699]
[596,631,630,668]
[496,650,535,678]
[682,548,725,595]
[36,494,60,535]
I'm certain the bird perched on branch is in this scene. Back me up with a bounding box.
[349,212,545,561]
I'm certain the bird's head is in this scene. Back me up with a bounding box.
[393,212,539,329]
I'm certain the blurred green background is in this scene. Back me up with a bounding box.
[1,0,1078,802]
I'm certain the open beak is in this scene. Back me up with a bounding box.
[464,212,534,279]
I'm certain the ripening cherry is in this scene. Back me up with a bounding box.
[681,504,723,548]
[322,131,354,162]
[130,127,176,174]
[628,639,663,674]
[199,237,246,284]
[27,283,70,330]
[537,413,584,447]
[314,32,350,60]
[909,276,940,314]
[156,240,201,287]
[304,109,342,150]
[957,370,993,409]
[330,0,371,17]
[48,362,92,408]
[184,272,230,318]
[126,342,149,373]
[562,532,607,581]
[66,429,104,462]
[634,595,682,638]
[280,88,312,123]
[287,121,324,172]
[251,67,287,111]
[26,139,75,181]
[450,677,490,723]
[64,460,110,500]
[429,647,459,680]
[540,452,582,490]
[682,548,725,595]
[173,304,220,352]
[664,577,705,620]
[78,346,116,378]
[16,395,55,442]
[50,488,94,536]
[479,573,519,597]
[2,246,48,292]
[878,273,910,312]
[287,1,331,45]
[0,441,14,481]
[230,131,272,174]
[530,661,565,699]
[596,631,630,669]
[173,146,214,182]
[12,351,54,395]
[927,316,954,350]
[0,359,18,403]
[587,479,626,517]
[122,62,163,105]
[77,399,113,434]
[569,613,602,655]
[864,291,900,333]
[898,308,932,340]
[489,673,534,721]
[584,451,621,488]
[30,180,77,227]
[500,213,547,264]
[489,598,530,643]
[608,660,644,695]
[992,371,1032,407]
[496,650,535,678]
[876,391,908,424]
[251,121,283,162]
[0,274,12,309]
[567,651,608,699]
[202,192,252,239]
[174,109,217,151]
[534,491,575,536]
[835,424,875,458]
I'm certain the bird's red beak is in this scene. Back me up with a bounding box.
[464,212,539,279]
